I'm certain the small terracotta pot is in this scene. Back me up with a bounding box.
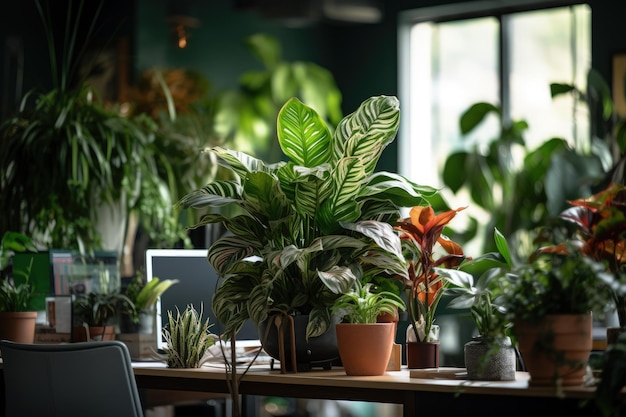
[0,311,37,344]
[336,322,395,376]
[406,341,440,369]
[72,325,116,342]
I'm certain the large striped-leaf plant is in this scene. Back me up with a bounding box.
[179,95,437,340]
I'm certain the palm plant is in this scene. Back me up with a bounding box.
[178,95,437,341]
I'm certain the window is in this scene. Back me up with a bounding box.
[398,1,591,197]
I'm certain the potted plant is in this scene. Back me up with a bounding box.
[556,182,626,344]
[178,95,436,370]
[502,239,616,387]
[73,287,135,342]
[394,204,466,369]
[160,304,218,368]
[436,228,517,380]
[0,231,39,343]
[119,274,178,334]
[0,0,192,255]
[331,280,406,376]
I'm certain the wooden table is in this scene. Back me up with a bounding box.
[132,363,604,417]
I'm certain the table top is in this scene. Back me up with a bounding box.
[132,362,597,400]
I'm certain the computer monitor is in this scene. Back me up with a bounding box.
[145,249,259,350]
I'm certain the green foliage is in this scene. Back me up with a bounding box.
[0,0,191,251]
[502,242,616,323]
[0,275,34,313]
[0,231,39,312]
[214,33,343,163]
[161,305,217,368]
[331,281,405,324]
[179,95,437,341]
[124,274,179,313]
[438,228,513,339]
[442,68,620,256]
[73,291,135,326]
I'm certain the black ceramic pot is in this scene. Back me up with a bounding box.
[258,314,339,371]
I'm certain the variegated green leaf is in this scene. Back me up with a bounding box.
[318,157,363,232]
[208,235,258,275]
[306,307,333,339]
[360,171,437,207]
[318,265,358,295]
[248,284,273,324]
[277,97,332,167]
[208,146,276,179]
[333,95,400,175]
[176,180,243,209]
[243,171,292,221]
[340,220,403,260]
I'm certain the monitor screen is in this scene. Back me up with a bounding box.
[145,249,259,350]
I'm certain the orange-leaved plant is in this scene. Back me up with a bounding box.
[395,205,466,342]
[559,182,626,325]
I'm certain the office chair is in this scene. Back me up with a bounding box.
[0,339,144,417]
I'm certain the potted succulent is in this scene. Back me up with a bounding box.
[160,304,218,368]
[331,280,405,376]
[178,95,436,370]
[501,239,616,387]
[0,231,39,343]
[394,204,466,369]
[119,274,178,334]
[436,228,517,380]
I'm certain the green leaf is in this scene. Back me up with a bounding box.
[333,95,400,176]
[277,97,332,167]
[460,102,500,135]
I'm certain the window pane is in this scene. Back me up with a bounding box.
[509,6,591,149]
[405,18,498,188]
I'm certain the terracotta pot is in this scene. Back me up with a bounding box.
[336,322,395,376]
[72,325,116,342]
[406,341,440,369]
[514,313,592,386]
[0,311,37,343]
[464,336,516,381]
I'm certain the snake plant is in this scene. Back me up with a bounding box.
[179,95,438,340]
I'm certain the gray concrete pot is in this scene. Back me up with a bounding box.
[464,335,516,381]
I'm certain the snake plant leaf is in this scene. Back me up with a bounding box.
[277,97,332,167]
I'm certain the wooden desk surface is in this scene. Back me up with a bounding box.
[132,363,601,416]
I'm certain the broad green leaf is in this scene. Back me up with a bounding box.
[277,97,331,167]
[333,95,400,175]
[460,102,500,135]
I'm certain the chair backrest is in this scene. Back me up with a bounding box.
[0,339,144,417]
